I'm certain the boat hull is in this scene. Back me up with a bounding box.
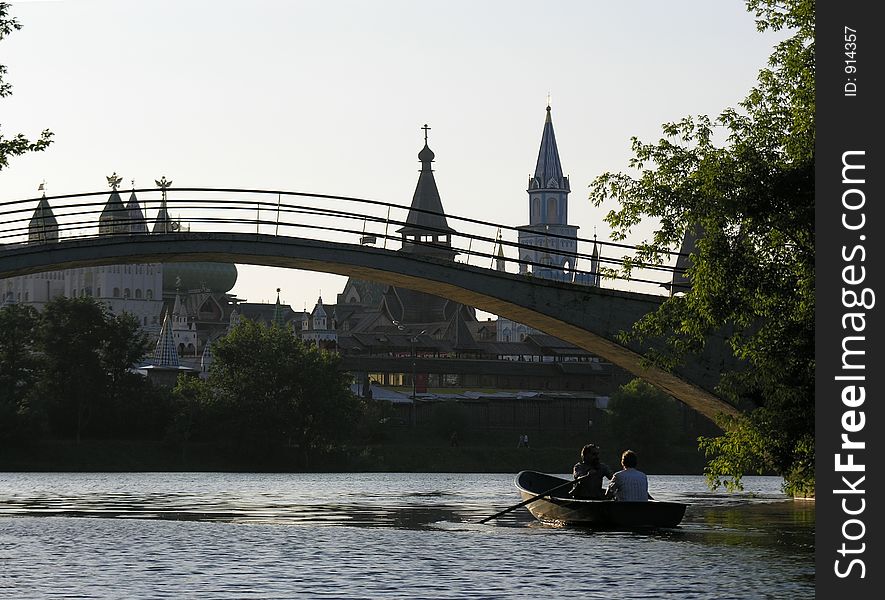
[516,470,687,529]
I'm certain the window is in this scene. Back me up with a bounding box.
[135,289,142,299]
[547,197,557,221]
[113,287,120,298]
[123,288,131,299]
[146,289,153,300]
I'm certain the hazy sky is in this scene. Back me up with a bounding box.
[2,0,782,311]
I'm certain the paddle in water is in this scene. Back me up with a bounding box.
[478,475,587,524]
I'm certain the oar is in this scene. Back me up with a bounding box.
[478,475,587,524]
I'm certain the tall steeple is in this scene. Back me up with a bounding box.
[590,234,601,287]
[397,124,456,261]
[517,103,583,282]
[532,105,566,188]
[527,105,570,227]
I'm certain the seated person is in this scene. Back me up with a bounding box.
[570,443,613,499]
[605,449,651,502]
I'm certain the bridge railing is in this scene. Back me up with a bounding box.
[0,188,688,294]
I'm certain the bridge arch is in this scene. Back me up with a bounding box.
[0,232,739,422]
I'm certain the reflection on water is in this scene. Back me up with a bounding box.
[0,473,813,599]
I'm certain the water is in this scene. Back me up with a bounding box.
[0,473,814,599]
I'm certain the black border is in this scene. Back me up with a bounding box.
[816,1,881,596]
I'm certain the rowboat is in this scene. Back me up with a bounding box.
[515,470,687,528]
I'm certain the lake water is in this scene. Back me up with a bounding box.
[0,472,814,599]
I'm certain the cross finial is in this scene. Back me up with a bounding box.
[131,179,136,189]
[107,172,122,190]
[421,123,431,144]
[38,180,46,195]
[546,92,552,109]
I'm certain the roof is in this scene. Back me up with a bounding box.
[397,141,456,237]
[125,191,148,233]
[530,106,569,191]
[152,311,180,367]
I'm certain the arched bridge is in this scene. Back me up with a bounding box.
[0,188,740,422]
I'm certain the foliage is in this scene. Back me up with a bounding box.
[0,2,53,171]
[202,319,361,461]
[607,379,680,461]
[0,297,156,443]
[0,304,41,444]
[35,297,151,441]
[588,0,814,494]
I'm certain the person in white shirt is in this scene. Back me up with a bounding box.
[605,449,651,502]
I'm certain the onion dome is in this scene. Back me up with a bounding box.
[162,262,238,294]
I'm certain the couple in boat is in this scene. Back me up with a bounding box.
[570,444,651,501]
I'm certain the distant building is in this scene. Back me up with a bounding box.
[2,178,165,332]
[0,175,240,356]
[325,124,627,400]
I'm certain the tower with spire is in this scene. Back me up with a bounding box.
[397,124,457,262]
[497,104,597,342]
[2,185,66,307]
[516,104,585,282]
[380,126,476,326]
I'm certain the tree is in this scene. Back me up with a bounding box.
[205,319,360,462]
[607,379,680,464]
[36,296,151,441]
[588,1,814,496]
[1,2,53,171]
[0,304,41,445]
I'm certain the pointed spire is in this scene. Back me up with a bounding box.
[398,124,456,256]
[28,192,59,244]
[153,311,180,367]
[152,176,177,234]
[531,105,567,190]
[172,291,188,319]
[200,340,213,373]
[590,234,601,287]
[496,239,507,272]
[126,184,148,234]
[271,288,285,327]
[99,173,129,235]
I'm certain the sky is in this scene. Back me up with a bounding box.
[1,0,783,312]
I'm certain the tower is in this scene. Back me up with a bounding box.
[397,124,457,262]
[28,192,59,244]
[382,125,472,325]
[517,105,580,280]
[98,173,130,235]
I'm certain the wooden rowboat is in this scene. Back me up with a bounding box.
[515,470,687,529]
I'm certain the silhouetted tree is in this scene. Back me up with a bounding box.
[588,0,813,495]
[36,296,150,441]
[203,319,360,462]
[0,304,41,445]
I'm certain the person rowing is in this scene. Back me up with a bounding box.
[570,443,613,500]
